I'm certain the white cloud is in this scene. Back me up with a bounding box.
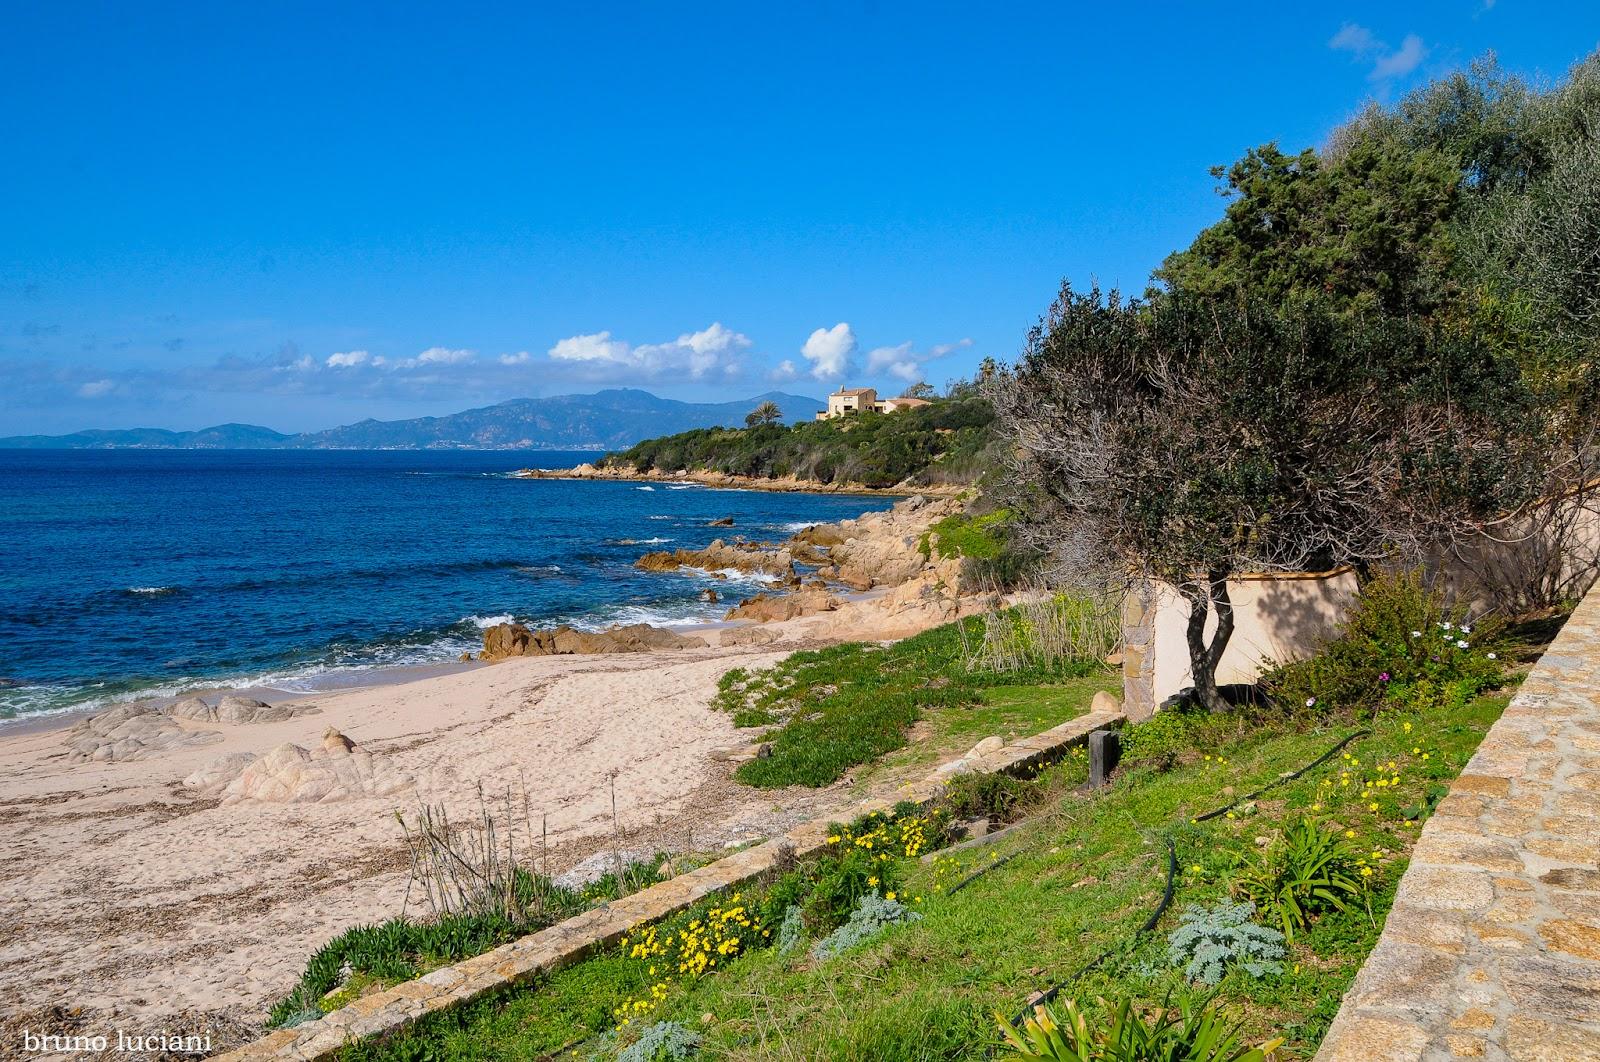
[77,379,114,398]
[865,337,972,382]
[498,351,533,365]
[416,346,474,365]
[546,322,752,379]
[1328,23,1380,57]
[1329,23,1428,84]
[768,359,800,383]
[1371,34,1427,81]
[800,323,857,380]
[325,350,371,368]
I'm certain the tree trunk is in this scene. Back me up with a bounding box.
[1182,569,1236,713]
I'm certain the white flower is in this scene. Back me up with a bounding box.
[1460,626,1471,635]
[1306,698,1317,708]
[1441,622,1453,631]
[1457,640,1469,649]
[1487,652,1497,660]
[1411,630,1422,638]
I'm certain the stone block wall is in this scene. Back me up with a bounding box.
[1315,585,1600,1060]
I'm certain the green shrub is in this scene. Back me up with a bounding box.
[996,995,1285,1061]
[1166,901,1286,986]
[809,892,923,961]
[727,617,1096,788]
[617,1020,701,1061]
[1120,706,1233,769]
[1231,817,1364,944]
[1261,569,1506,715]
[938,771,1033,822]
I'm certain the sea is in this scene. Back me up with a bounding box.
[0,450,886,724]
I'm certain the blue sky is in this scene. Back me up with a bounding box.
[2,2,1596,435]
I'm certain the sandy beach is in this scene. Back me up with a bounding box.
[0,494,980,1051]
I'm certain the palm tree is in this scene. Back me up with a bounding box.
[745,400,784,427]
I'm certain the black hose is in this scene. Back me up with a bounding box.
[1006,838,1177,1030]
[1192,729,1370,823]
[998,728,1369,1036]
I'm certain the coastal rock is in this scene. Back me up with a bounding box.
[699,588,720,603]
[183,751,257,794]
[168,696,218,722]
[635,538,796,581]
[723,588,841,624]
[722,625,779,647]
[216,695,294,724]
[62,704,223,763]
[479,622,708,660]
[221,734,413,804]
[552,849,658,891]
[802,494,963,591]
[708,516,735,527]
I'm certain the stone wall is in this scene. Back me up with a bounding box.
[213,705,1126,1061]
[1315,585,1600,1061]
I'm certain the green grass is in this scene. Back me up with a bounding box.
[717,617,1108,789]
[341,681,1512,1061]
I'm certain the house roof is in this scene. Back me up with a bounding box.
[834,387,876,396]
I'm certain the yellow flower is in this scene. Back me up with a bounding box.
[867,876,879,887]
[1368,802,1379,811]
[886,891,896,901]
[1361,866,1374,877]
[1345,829,1356,839]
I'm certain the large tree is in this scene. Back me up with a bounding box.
[992,286,1546,712]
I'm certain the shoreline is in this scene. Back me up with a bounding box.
[0,491,980,1038]
[511,462,969,497]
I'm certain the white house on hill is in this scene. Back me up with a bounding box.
[815,387,933,420]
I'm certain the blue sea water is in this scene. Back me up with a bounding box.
[0,450,885,722]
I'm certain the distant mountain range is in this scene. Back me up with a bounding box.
[0,389,825,451]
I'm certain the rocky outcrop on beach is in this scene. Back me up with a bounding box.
[220,728,413,804]
[167,695,319,725]
[61,703,223,763]
[723,588,842,623]
[812,493,963,591]
[479,621,709,660]
[182,750,258,794]
[513,463,962,496]
[635,538,799,582]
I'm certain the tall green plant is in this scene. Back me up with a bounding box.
[996,995,1284,1061]
[1232,817,1364,944]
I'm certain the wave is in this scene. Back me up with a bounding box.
[514,564,564,578]
[126,585,179,596]
[465,613,515,629]
[635,485,656,491]
[665,484,699,490]
[647,515,673,521]
[611,537,672,546]
[776,521,817,533]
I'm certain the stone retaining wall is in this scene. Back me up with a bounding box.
[214,705,1125,1061]
[1316,588,1600,1061]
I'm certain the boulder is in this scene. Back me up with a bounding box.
[1090,690,1123,716]
[723,588,840,624]
[708,516,735,527]
[480,622,708,660]
[168,697,217,722]
[699,588,720,603]
[552,849,658,891]
[221,733,412,804]
[62,703,222,763]
[722,626,779,647]
[965,735,1005,759]
[636,539,795,580]
[183,751,257,794]
[215,695,312,724]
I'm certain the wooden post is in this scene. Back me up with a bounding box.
[1088,730,1121,788]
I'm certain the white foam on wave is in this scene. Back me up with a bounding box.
[647,515,673,521]
[127,586,178,595]
[466,613,515,629]
[635,485,656,491]
[665,483,699,490]
[777,521,816,533]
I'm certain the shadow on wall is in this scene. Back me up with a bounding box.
[1137,570,1360,713]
